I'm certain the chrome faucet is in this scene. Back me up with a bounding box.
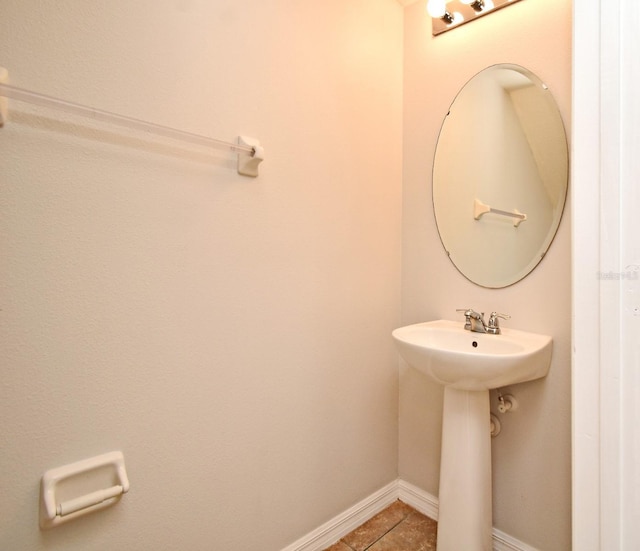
[457,309,488,333]
[456,309,510,334]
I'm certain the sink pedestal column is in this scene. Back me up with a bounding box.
[437,387,492,551]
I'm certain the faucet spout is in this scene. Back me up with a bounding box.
[467,310,488,333]
[457,309,488,333]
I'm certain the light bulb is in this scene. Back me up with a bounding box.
[426,0,447,18]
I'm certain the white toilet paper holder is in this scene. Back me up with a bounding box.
[40,451,129,528]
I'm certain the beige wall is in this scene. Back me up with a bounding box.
[0,1,403,549]
[0,1,574,548]
[400,1,572,549]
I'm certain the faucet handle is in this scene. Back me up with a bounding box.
[456,309,473,330]
[487,312,510,334]
[457,308,484,319]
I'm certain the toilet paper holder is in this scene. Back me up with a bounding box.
[40,451,129,528]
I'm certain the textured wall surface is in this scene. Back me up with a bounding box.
[400,1,572,549]
[0,2,403,549]
[0,1,574,549]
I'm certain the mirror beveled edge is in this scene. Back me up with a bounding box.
[432,63,569,289]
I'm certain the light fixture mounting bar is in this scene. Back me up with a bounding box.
[430,0,525,36]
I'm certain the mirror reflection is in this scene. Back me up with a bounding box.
[432,64,568,288]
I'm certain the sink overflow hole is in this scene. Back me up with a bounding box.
[472,341,478,348]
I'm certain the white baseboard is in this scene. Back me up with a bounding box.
[280,480,399,551]
[492,528,540,551]
[396,480,539,551]
[396,478,439,520]
[282,479,538,551]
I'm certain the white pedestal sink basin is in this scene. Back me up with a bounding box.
[392,319,552,390]
[392,319,552,551]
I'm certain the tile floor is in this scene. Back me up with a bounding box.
[323,500,437,551]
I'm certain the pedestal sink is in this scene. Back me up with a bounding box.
[392,319,552,551]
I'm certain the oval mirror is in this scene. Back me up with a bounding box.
[432,64,568,288]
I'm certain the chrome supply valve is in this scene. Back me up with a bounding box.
[497,393,518,413]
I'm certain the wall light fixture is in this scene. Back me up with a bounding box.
[427,0,524,36]
[427,0,461,25]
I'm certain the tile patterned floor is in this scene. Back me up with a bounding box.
[323,500,437,551]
